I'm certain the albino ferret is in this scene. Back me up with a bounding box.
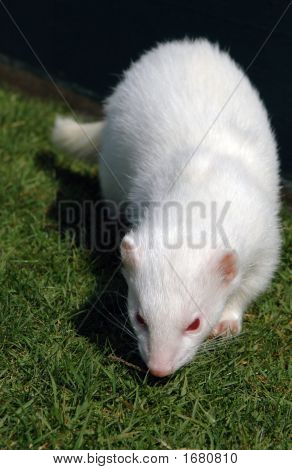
[52,39,280,377]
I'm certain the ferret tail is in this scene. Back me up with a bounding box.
[52,116,105,164]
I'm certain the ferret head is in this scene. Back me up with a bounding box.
[121,229,239,377]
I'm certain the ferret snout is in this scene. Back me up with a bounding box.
[147,351,174,377]
[148,367,172,378]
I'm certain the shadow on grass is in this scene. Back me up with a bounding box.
[35,151,147,376]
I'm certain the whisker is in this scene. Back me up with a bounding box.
[97,301,136,340]
[196,331,247,357]
[105,290,128,301]
[84,295,136,340]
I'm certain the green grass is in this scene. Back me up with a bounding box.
[0,86,291,450]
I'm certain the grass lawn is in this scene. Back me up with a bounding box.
[0,86,291,450]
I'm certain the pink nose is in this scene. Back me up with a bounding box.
[149,368,172,378]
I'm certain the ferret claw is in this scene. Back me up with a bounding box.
[211,319,241,338]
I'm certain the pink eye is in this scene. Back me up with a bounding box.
[136,313,147,327]
[186,317,201,332]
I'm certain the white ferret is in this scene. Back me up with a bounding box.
[52,39,281,377]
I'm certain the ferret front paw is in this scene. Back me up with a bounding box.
[211,318,241,337]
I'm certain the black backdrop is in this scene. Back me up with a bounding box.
[0,0,291,178]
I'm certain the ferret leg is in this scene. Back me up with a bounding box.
[211,294,245,337]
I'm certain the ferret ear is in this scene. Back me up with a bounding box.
[217,250,238,284]
[120,233,138,269]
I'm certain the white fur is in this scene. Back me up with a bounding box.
[52,117,104,163]
[52,39,280,376]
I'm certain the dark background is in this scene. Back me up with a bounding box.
[0,0,291,178]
